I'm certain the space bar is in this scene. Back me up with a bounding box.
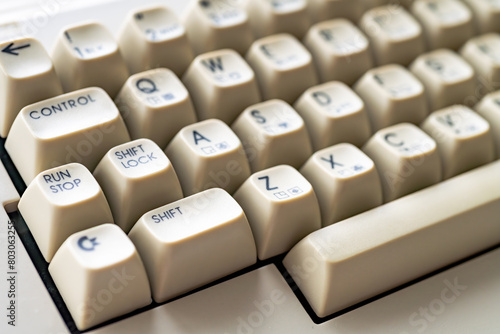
[283,160,500,318]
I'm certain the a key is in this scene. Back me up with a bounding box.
[303,19,374,85]
[231,99,312,172]
[182,49,261,124]
[244,0,310,39]
[18,163,113,262]
[165,119,251,196]
[300,143,383,226]
[182,0,254,55]
[294,81,372,150]
[5,87,130,184]
[115,68,197,148]
[128,188,257,302]
[234,165,321,260]
[475,90,500,158]
[93,139,183,233]
[246,33,318,104]
[410,49,476,110]
[462,0,500,34]
[308,0,364,24]
[363,123,441,202]
[283,160,500,317]
[51,22,129,97]
[354,64,428,131]
[421,105,495,179]
[411,0,474,50]
[0,37,62,137]
[118,5,194,76]
[461,33,500,94]
[359,5,426,66]
[49,224,151,330]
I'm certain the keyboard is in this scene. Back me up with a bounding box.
[1,0,500,333]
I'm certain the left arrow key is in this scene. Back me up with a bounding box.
[0,37,62,137]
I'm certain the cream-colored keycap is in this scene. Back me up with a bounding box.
[115,68,197,148]
[128,188,257,302]
[182,49,261,124]
[410,49,476,110]
[5,87,130,184]
[244,0,310,39]
[233,165,320,260]
[411,0,474,50]
[231,99,312,172]
[0,37,62,137]
[363,123,441,202]
[354,64,428,131]
[294,82,372,150]
[52,22,129,97]
[118,5,194,76]
[462,0,500,34]
[300,143,383,227]
[182,0,253,55]
[283,160,500,318]
[475,91,500,157]
[303,19,373,85]
[94,139,183,233]
[461,33,500,94]
[359,5,425,66]
[49,224,151,330]
[18,163,113,262]
[308,0,364,23]
[246,33,318,104]
[165,119,251,196]
[421,105,495,179]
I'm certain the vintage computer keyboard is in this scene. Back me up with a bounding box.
[1,0,500,333]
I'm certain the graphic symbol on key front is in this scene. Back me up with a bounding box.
[136,78,158,94]
[2,42,31,56]
[78,236,99,251]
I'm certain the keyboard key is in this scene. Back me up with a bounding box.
[18,163,113,262]
[52,22,129,97]
[303,19,373,85]
[244,0,310,38]
[308,0,364,23]
[462,0,500,34]
[246,33,318,103]
[183,0,253,55]
[411,0,474,50]
[421,105,495,179]
[0,37,62,137]
[363,123,441,202]
[300,143,383,226]
[354,64,428,131]
[283,160,500,317]
[49,224,151,330]
[165,119,251,195]
[182,49,261,124]
[5,87,130,184]
[118,5,194,76]
[234,165,321,259]
[359,5,425,66]
[128,188,257,302]
[461,33,500,94]
[231,99,312,172]
[94,139,183,233]
[294,81,372,150]
[475,91,500,158]
[115,68,197,148]
[410,49,476,110]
